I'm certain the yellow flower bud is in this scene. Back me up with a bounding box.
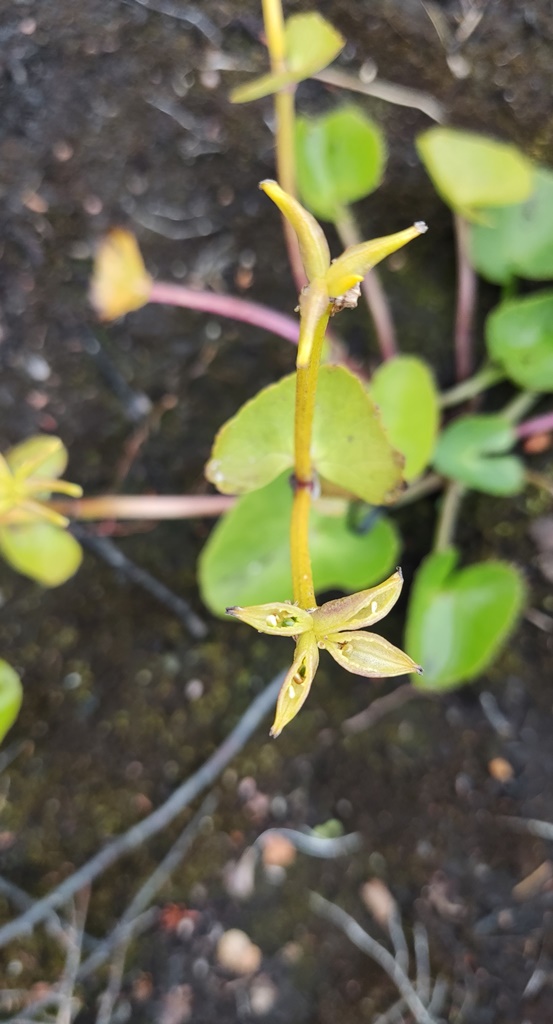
[226,602,313,637]
[325,223,427,299]
[321,630,421,678]
[270,632,319,737]
[259,180,330,283]
[90,229,152,321]
[312,570,403,635]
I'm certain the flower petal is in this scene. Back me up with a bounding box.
[270,632,319,737]
[226,602,313,637]
[259,179,330,283]
[322,630,421,678]
[312,570,403,635]
[325,224,427,298]
[90,229,152,321]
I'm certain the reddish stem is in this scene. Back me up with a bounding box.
[51,494,235,521]
[149,281,299,345]
[517,411,553,440]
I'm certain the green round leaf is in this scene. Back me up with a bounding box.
[417,128,533,216]
[6,435,68,480]
[369,356,439,481]
[470,167,553,284]
[405,548,525,692]
[296,107,386,221]
[231,13,344,103]
[206,365,404,504]
[0,522,83,586]
[433,414,524,496]
[199,473,400,615]
[486,290,553,391]
[0,660,22,743]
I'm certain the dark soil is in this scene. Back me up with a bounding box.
[1,1,553,1021]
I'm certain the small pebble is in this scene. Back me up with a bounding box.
[217,929,262,975]
[488,757,514,783]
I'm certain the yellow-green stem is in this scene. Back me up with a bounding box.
[262,0,305,289]
[291,312,330,607]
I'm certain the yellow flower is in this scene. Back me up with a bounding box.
[227,569,421,737]
[90,229,152,321]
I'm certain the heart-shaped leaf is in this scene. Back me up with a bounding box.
[369,356,439,481]
[295,106,386,222]
[417,128,533,218]
[470,167,553,284]
[206,365,404,504]
[486,290,553,391]
[433,414,524,496]
[0,660,22,743]
[0,522,83,586]
[405,548,525,692]
[231,13,344,103]
[199,473,400,615]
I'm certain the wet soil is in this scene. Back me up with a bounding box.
[1,1,553,1021]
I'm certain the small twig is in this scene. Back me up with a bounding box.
[71,525,207,640]
[56,889,90,1024]
[373,996,407,1024]
[479,691,514,739]
[53,494,234,522]
[313,67,444,123]
[80,792,218,980]
[310,893,438,1024]
[254,827,361,859]
[81,329,151,423]
[453,214,477,382]
[80,910,157,983]
[0,671,285,950]
[0,877,96,953]
[342,683,422,735]
[439,365,504,408]
[392,473,443,508]
[502,391,539,424]
[427,976,449,1017]
[498,815,553,841]
[388,909,410,974]
[149,281,300,345]
[414,921,431,1005]
[434,480,465,552]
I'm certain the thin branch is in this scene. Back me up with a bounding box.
[71,526,207,640]
[56,889,90,1024]
[453,214,477,382]
[313,67,445,123]
[498,815,553,841]
[342,683,422,735]
[80,792,218,980]
[413,922,431,1005]
[149,281,300,345]
[53,494,234,522]
[254,827,361,859]
[439,365,504,408]
[0,671,285,950]
[0,877,96,954]
[310,893,438,1024]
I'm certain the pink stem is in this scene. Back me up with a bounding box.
[454,213,477,381]
[50,494,235,521]
[149,281,299,345]
[517,411,553,440]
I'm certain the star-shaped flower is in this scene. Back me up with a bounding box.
[227,570,421,737]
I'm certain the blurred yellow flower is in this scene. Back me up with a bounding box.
[90,228,152,321]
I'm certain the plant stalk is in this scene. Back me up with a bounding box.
[434,479,465,552]
[335,206,397,361]
[291,311,330,608]
[149,281,299,345]
[50,494,234,521]
[440,365,504,408]
[453,213,477,382]
[262,0,306,291]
